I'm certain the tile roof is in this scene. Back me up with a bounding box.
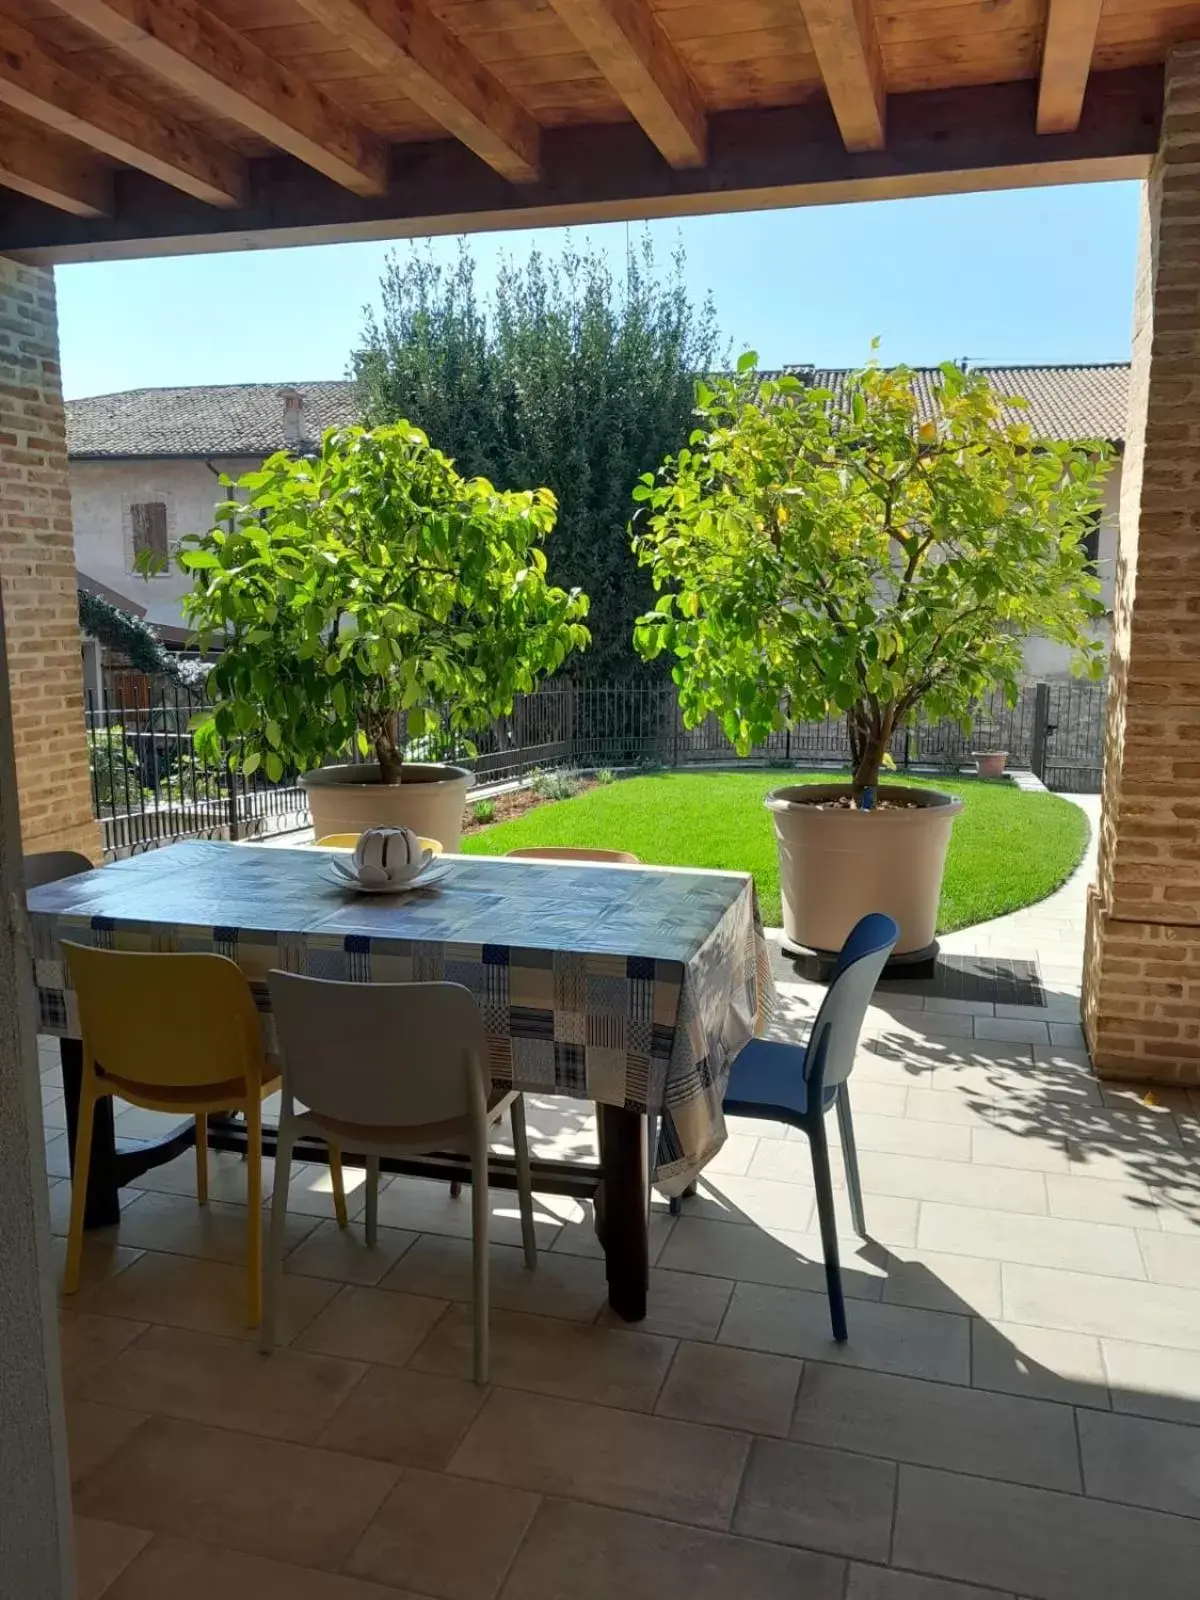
[762,364,1129,445]
[65,365,1130,459]
[65,381,359,459]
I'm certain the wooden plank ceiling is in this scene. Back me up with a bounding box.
[0,0,1190,259]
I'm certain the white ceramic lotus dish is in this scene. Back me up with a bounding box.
[321,858,450,895]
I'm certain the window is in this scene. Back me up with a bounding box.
[1082,509,1101,575]
[130,501,168,569]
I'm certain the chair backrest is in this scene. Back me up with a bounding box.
[267,972,488,1129]
[506,846,641,864]
[63,943,267,1092]
[24,850,94,890]
[315,833,443,854]
[805,913,899,1090]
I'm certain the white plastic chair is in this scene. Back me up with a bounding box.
[261,973,536,1382]
[24,849,94,889]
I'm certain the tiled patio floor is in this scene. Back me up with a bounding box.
[46,798,1200,1600]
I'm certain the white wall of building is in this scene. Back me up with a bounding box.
[1021,458,1120,681]
[69,455,257,631]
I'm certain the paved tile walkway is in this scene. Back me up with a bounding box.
[47,792,1200,1600]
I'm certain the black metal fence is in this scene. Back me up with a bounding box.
[419,678,1107,790]
[88,676,1108,858]
[87,682,307,859]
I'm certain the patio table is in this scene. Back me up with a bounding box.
[27,839,774,1320]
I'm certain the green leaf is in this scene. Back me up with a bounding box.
[176,411,593,774]
[627,353,1114,760]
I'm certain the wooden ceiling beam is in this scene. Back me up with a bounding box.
[293,0,540,183]
[1038,0,1105,134]
[0,106,111,217]
[53,0,388,195]
[0,14,244,207]
[795,0,886,151]
[0,70,1161,265]
[544,0,706,168]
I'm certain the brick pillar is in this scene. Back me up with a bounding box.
[0,257,100,860]
[1084,44,1200,1084]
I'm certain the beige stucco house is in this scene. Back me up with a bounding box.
[65,365,1129,681]
[67,383,357,649]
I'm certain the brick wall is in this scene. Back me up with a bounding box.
[0,256,100,860]
[1083,44,1200,1082]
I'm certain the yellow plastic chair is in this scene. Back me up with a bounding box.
[315,833,443,854]
[59,943,341,1326]
[505,846,641,865]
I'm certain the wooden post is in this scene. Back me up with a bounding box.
[1030,682,1052,781]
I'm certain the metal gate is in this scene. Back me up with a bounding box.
[1031,681,1106,793]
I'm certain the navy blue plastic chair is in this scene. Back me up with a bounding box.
[722,912,900,1342]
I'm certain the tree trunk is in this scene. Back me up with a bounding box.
[849,704,894,803]
[373,728,404,786]
[851,736,889,803]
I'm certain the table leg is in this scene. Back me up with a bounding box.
[59,1037,121,1230]
[596,1105,649,1322]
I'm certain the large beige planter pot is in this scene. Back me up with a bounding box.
[765,783,964,958]
[300,762,473,852]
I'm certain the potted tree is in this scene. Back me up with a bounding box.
[176,421,590,850]
[631,357,1109,957]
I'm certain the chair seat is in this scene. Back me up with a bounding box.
[300,1088,519,1156]
[94,1070,281,1111]
[724,1038,835,1127]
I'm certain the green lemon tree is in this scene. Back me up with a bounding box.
[177,421,590,784]
[632,357,1111,801]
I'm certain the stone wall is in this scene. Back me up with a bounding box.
[1083,44,1200,1083]
[0,257,99,859]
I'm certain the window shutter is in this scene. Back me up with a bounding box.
[131,502,169,563]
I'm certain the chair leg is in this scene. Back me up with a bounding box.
[471,1124,490,1385]
[194,1112,208,1204]
[63,1085,99,1296]
[329,1144,348,1231]
[807,1115,848,1343]
[365,1154,380,1248]
[510,1096,537,1271]
[245,1096,263,1329]
[261,1119,295,1354]
[836,1091,867,1239]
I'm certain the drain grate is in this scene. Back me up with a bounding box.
[790,951,1045,1007]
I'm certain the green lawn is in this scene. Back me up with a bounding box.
[463,770,1090,932]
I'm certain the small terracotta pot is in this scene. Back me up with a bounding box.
[972,751,1008,779]
[300,762,473,851]
[765,783,963,956]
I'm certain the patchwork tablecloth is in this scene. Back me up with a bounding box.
[27,840,776,1194]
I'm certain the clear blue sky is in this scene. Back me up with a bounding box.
[55,181,1142,400]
